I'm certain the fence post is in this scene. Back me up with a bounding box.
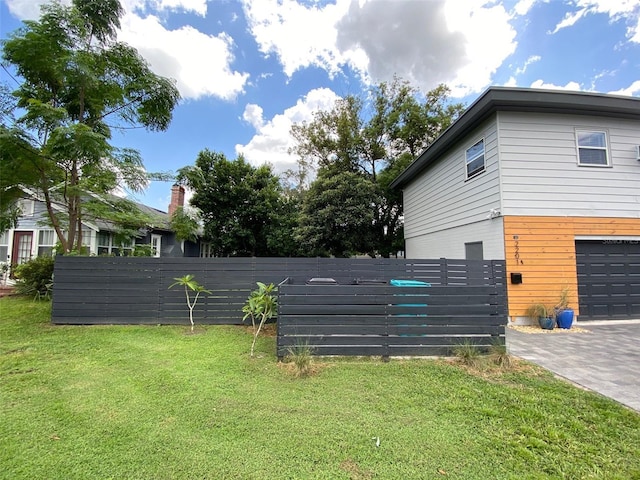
[440,258,448,285]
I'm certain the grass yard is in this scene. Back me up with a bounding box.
[1,297,639,480]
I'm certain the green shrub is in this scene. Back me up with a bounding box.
[13,256,55,300]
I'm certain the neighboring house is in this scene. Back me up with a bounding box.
[391,87,640,323]
[1,185,201,267]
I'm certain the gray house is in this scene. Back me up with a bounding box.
[1,185,201,268]
[392,87,640,323]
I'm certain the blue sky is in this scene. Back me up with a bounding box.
[1,0,639,212]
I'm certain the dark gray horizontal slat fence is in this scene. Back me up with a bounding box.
[52,257,505,327]
[277,283,507,358]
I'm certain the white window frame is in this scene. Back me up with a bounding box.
[575,130,610,167]
[97,232,134,256]
[465,138,485,179]
[37,229,56,257]
[151,234,162,258]
[0,231,9,264]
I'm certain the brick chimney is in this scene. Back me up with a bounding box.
[168,184,185,217]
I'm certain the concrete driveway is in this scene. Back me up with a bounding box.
[507,321,640,412]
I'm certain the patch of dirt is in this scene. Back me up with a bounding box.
[508,325,592,334]
[241,322,277,337]
[277,360,327,377]
[339,459,374,480]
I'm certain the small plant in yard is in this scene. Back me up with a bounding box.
[453,339,483,368]
[286,341,315,377]
[242,282,277,357]
[169,274,211,333]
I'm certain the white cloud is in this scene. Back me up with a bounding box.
[551,1,640,42]
[241,0,361,78]
[443,1,518,96]
[4,0,50,19]
[4,0,207,19]
[5,0,248,101]
[513,0,537,16]
[129,0,208,17]
[243,104,265,130]
[504,76,518,87]
[243,0,518,97]
[530,79,583,91]
[609,80,640,96]
[515,55,542,75]
[118,14,249,100]
[236,88,340,173]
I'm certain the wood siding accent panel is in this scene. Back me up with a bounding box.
[503,216,640,319]
[498,112,640,218]
[403,117,501,239]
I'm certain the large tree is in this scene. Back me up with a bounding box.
[0,0,180,251]
[297,169,379,257]
[177,150,297,257]
[291,77,464,257]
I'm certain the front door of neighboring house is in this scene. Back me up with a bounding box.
[12,231,33,267]
[151,234,162,257]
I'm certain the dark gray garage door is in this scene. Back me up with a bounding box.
[576,240,640,320]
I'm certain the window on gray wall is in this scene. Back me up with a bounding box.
[465,139,485,178]
[465,241,483,260]
[576,130,609,166]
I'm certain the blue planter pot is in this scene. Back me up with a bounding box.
[538,316,555,330]
[556,309,574,329]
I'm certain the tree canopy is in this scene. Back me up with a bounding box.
[0,0,180,251]
[290,77,464,257]
[177,150,297,257]
[297,170,379,257]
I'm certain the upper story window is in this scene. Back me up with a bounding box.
[466,139,485,178]
[18,199,35,217]
[576,130,609,166]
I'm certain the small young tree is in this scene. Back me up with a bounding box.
[242,282,277,357]
[168,275,211,333]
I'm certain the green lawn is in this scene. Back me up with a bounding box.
[1,297,639,480]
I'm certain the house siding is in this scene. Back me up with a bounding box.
[504,215,640,321]
[404,117,500,244]
[403,116,502,258]
[405,218,505,259]
[499,112,640,218]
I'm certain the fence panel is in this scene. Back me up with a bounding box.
[52,256,505,327]
[277,283,507,358]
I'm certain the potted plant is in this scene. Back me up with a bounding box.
[525,302,555,330]
[554,286,574,329]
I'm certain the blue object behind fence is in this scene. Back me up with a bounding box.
[391,279,430,336]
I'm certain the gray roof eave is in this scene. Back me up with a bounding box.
[390,87,640,190]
